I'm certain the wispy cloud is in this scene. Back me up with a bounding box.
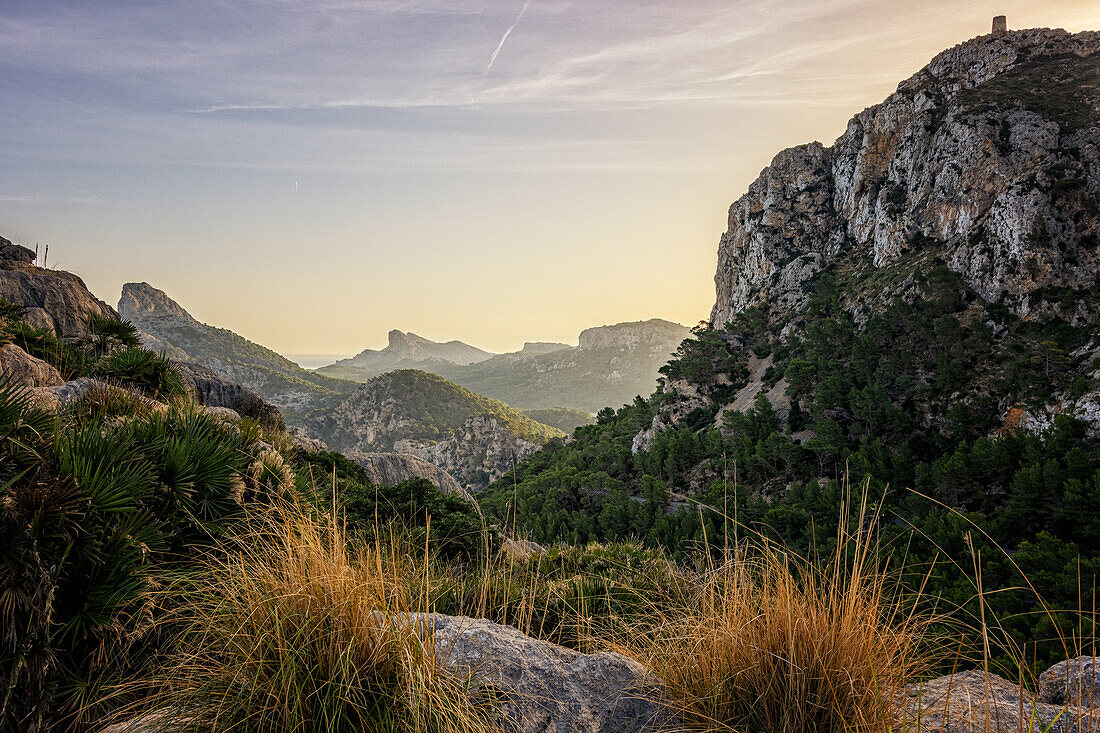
[485,0,533,75]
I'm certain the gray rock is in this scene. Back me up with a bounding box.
[98,614,666,733]
[906,669,1100,732]
[711,29,1100,328]
[175,362,283,427]
[416,614,665,733]
[1041,656,1100,707]
[0,343,63,387]
[344,450,467,496]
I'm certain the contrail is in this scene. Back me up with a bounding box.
[485,0,532,75]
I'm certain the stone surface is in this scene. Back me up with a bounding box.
[417,614,665,733]
[1041,657,1100,707]
[344,450,468,496]
[0,238,118,337]
[175,361,283,427]
[0,343,63,387]
[905,669,1100,732]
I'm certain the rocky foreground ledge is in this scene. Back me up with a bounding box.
[103,614,1100,733]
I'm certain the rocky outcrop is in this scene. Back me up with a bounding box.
[394,412,545,486]
[577,319,689,352]
[419,614,665,733]
[632,378,712,454]
[712,29,1100,328]
[330,329,493,374]
[101,614,665,733]
[344,450,466,495]
[0,343,63,387]
[1041,656,1100,707]
[0,238,118,336]
[175,362,282,427]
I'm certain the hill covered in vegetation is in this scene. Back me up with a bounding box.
[312,369,565,486]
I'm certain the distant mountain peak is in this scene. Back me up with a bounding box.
[339,330,493,370]
[119,282,198,324]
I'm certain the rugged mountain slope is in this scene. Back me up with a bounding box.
[119,282,356,422]
[313,370,564,487]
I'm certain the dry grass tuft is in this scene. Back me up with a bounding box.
[620,496,937,733]
[125,504,495,733]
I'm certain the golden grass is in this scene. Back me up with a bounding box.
[124,504,495,733]
[617,497,939,733]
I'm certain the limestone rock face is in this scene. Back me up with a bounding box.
[0,238,118,336]
[0,343,63,387]
[343,450,467,496]
[393,412,544,485]
[711,29,1100,328]
[577,319,690,352]
[418,614,665,733]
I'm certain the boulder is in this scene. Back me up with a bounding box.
[906,669,1100,732]
[417,614,665,733]
[0,343,63,387]
[98,614,666,733]
[175,362,282,427]
[1041,656,1100,707]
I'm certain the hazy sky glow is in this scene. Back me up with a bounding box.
[4,1,1100,356]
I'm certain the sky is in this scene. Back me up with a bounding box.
[3,1,1100,358]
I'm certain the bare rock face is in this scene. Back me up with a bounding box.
[417,614,665,733]
[711,29,1100,328]
[343,450,467,496]
[0,343,63,387]
[393,413,544,486]
[0,238,118,336]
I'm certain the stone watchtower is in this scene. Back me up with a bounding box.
[992,15,1007,34]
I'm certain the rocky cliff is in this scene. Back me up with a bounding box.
[0,239,118,336]
[342,450,468,496]
[712,28,1100,327]
[313,370,564,487]
[119,282,356,422]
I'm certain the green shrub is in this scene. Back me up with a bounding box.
[93,348,187,401]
